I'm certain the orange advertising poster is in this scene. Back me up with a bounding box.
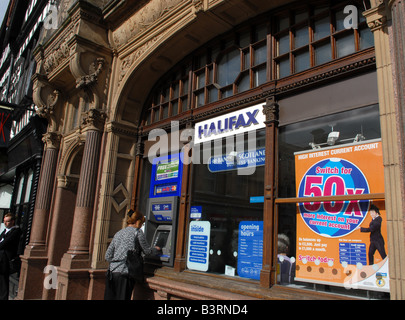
[294,139,389,292]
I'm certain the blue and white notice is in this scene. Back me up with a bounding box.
[187,221,211,272]
[237,221,263,280]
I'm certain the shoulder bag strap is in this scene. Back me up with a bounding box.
[134,230,142,255]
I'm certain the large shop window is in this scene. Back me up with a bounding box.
[278,104,389,299]
[142,1,373,127]
[189,130,265,277]
[274,3,373,78]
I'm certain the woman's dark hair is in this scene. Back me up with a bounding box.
[126,210,145,225]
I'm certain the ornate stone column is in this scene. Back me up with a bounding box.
[56,109,106,300]
[63,109,106,264]
[260,97,279,288]
[17,131,61,300]
[364,0,405,299]
[386,0,405,300]
[28,133,61,247]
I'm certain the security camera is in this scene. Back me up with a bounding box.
[327,131,340,145]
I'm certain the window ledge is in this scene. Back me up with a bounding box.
[146,267,359,300]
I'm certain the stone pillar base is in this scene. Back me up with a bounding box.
[55,267,90,300]
[17,254,48,300]
[88,269,107,300]
[53,253,92,300]
[61,252,91,270]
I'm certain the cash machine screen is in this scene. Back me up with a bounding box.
[153,230,170,248]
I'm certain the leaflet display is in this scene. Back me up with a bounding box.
[149,153,183,198]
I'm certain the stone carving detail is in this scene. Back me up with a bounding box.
[193,0,204,13]
[262,97,279,124]
[367,17,387,31]
[82,108,107,132]
[43,30,75,75]
[111,183,130,214]
[118,36,161,85]
[42,131,62,150]
[112,0,183,48]
[37,89,60,120]
[76,58,105,89]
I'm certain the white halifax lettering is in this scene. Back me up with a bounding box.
[198,109,259,139]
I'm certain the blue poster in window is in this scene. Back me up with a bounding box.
[237,221,263,280]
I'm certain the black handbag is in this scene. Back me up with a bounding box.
[126,233,144,283]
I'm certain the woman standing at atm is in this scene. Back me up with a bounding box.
[104,210,161,300]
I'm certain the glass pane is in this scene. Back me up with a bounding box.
[255,23,267,42]
[253,45,267,65]
[314,16,330,41]
[295,27,309,48]
[221,87,233,99]
[208,66,214,84]
[314,42,332,65]
[336,34,355,58]
[162,87,170,103]
[253,65,266,87]
[147,111,152,125]
[278,16,289,31]
[295,50,310,73]
[313,6,328,16]
[181,97,188,112]
[172,82,179,98]
[277,105,389,299]
[239,30,250,48]
[278,58,290,78]
[182,78,189,95]
[217,49,241,87]
[278,34,290,56]
[24,170,34,203]
[195,92,205,107]
[171,101,178,116]
[360,28,374,49]
[196,53,207,69]
[359,10,366,23]
[190,133,265,277]
[237,73,250,92]
[295,11,308,24]
[243,50,250,69]
[208,87,218,103]
[196,71,206,89]
[335,10,345,32]
[16,175,24,204]
[162,104,169,119]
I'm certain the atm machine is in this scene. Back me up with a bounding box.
[144,153,183,267]
[145,196,178,266]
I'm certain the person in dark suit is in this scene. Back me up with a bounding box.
[0,213,21,300]
[360,204,387,265]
